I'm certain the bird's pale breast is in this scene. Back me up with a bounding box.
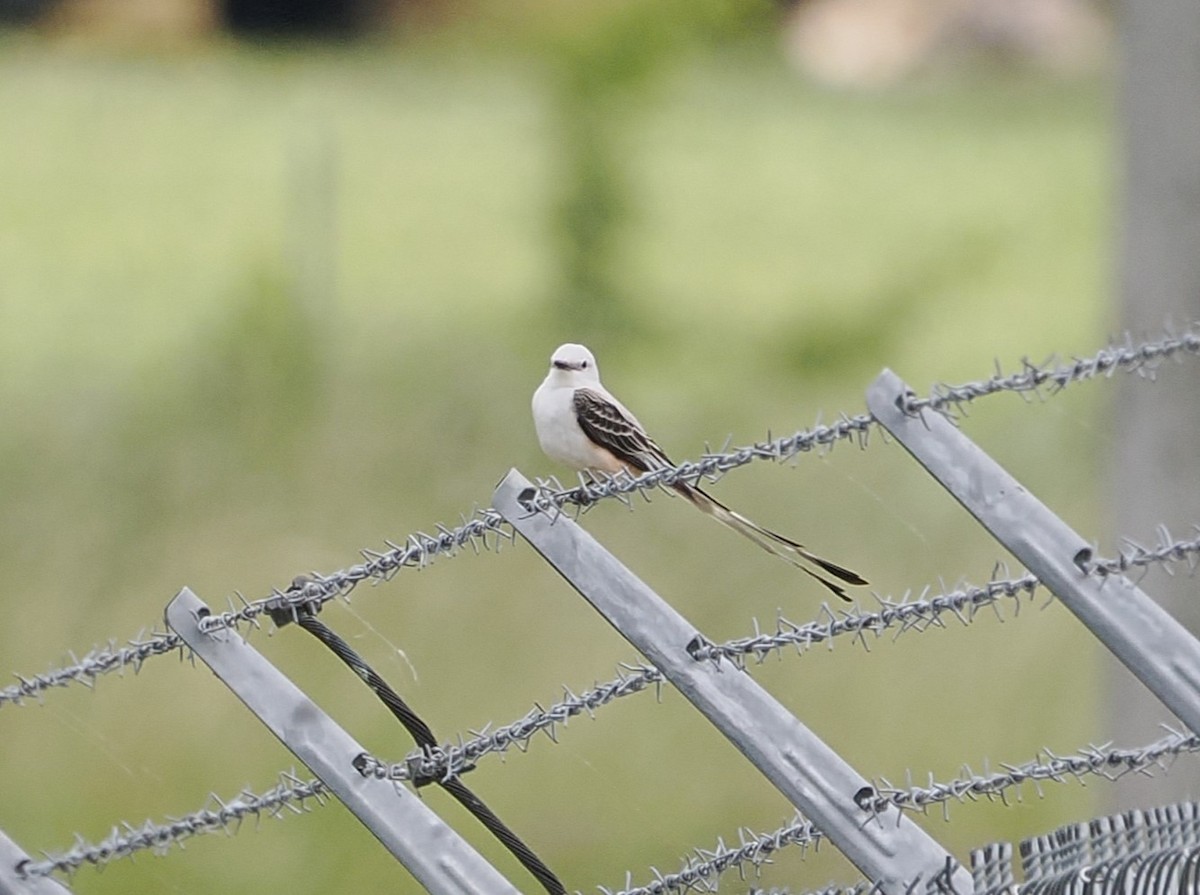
[533,384,614,472]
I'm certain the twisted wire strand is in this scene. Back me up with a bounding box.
[354,662,667,784]
[688,575,1041,670]
[292,607,565,895]
[4,325,1198,709]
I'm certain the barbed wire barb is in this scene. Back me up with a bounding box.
[863,728,1200,820]
[20,773,330,879]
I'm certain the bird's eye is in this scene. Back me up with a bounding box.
[581,360,589,368]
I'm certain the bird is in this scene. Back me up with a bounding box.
[531,342,867,600]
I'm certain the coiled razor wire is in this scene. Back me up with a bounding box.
[3,326,1199,709]
[612,760,1200,895]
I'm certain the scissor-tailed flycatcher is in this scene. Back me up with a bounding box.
[531,342,867,600]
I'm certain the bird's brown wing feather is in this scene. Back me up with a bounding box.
[574,389,867,599]
[573,388,673,473]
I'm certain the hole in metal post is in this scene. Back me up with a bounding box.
[685,634,708,659]
[894,390,918,416]
[1073,547,1093,573]
[352,752,371,776]
[517,487,537,510]
[196,607,211,619]
[853,785,877,811]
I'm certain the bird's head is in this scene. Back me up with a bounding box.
[547,343,600,384]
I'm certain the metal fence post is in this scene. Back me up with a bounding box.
[165,588,521,895]
[0,829,72,895]
[493,469,971,894]
[867,369,1200,734]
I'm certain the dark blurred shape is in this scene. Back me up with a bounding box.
[221,0,379,35]
[29,0,418,35]
[0,0,56,24]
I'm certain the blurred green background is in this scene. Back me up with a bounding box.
[0,2,1119,892]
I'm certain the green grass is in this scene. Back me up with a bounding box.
[0,27,1115,895]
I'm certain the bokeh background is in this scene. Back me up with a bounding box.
[5,0,1195,893]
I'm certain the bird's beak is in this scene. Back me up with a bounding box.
[552,360,575,371]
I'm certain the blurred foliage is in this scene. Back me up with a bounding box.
[191,259,324,463]
[539,0,773,353]
[0,23,1116,895]
[775,221,1013,378]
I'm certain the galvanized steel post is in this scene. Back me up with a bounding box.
[165,588,520,895]
[0,830,71,895]
[867,368,1200,735]
[494,469,970,894]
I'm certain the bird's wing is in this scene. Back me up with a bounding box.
[573,387,673,473]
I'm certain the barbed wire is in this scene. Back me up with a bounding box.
[22,780,829,893]
[19,723,1200,886]
[1088,526,1200,579]
[6,520,1190,714]
[2,326,1196,710]
[903,325,1200,415]
[858,726,1200,820]
[0,630,182,707]
[600,819,827,895]
[19,772,328,879]
[354,662,665,784]
[354,573,1043,785]
[545,325,1200,515]
[345,530,1190,787]
[17,571,1044,879]
[193,511,518,637]
[688,575,1041,670]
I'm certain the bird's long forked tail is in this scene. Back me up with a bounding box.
[679,485,867,601]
